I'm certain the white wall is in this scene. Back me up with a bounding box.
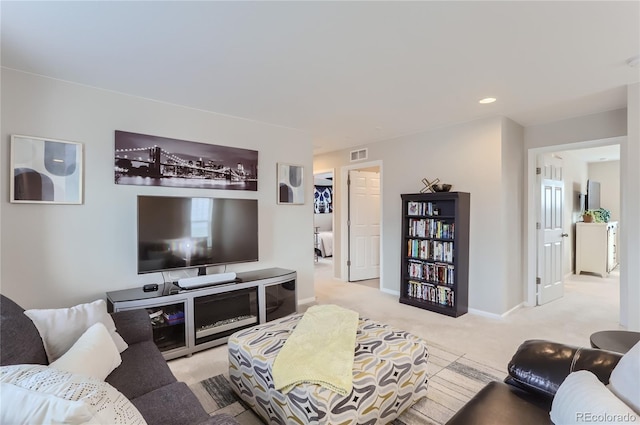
[314,177,333,186]
[588,161,620,222]
[315,116,525,316]
[525,109,627,149]
[621,83,640,330]
[314,214,332,232]
[0,67,3,293]
[501,117,525,311]
[0,69,315,309]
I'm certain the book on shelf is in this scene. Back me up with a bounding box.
[163,310,185,325]
[407,239,454,263]
[407,260,455,284]
[408,218,455,239]
[406,280,455,307]
[407,201,420,216]
[148,309,163,319]
[407,201,435,216]
[407,239,429,259]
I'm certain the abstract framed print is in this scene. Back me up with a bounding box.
[10,135,84,204]
[277,163,304,205]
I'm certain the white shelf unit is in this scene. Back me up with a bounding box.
[576,222,618,277]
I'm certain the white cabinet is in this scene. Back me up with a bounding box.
[576,222,618,277]
[607,223,618,271]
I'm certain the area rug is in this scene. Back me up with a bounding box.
[189,340,506,425]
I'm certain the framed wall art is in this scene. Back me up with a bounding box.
[10,135,84,204]
[114,130,258,191]
[277,163,304,205]
[314,185,333,213]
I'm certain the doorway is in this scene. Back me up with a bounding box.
[536,154,566,305]
[527,138,622,318]
[313,170,334,268]
[340,161,383,287]
[348,168,380,282]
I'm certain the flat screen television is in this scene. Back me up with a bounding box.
[137,195,258,274]
[585,180,601,210]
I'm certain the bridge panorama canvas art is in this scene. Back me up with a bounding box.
[114,130,258,191]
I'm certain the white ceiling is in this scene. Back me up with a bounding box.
[2,1,639,154]
[559,144,621,164]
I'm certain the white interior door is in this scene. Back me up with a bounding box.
[348,170,380,281]
[537,155,565,305]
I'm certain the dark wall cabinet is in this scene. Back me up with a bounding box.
[400,192,470,317]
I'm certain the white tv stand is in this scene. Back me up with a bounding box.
[106,268,297,360]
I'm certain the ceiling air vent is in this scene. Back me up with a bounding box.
[350,148,368,162]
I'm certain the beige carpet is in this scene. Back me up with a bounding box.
[188,339,505,425]
[312,257,622,372]
[170,259,621,423]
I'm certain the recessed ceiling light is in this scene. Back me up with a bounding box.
[479,97,497,104]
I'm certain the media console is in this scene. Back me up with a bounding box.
[106,268,297,360]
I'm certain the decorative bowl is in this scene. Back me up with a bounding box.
[433,184,452,192]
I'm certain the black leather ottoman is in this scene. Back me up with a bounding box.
[444,340,623,425]
[445,381,551,425]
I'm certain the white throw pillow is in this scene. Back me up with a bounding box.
[50,322,122,381]
[0,382,93,424]
[0,364,147,425]
[609,341,640,414]
[551,370,638,425]
[24,299,128,363]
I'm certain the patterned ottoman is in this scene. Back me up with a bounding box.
[228,313,429,424]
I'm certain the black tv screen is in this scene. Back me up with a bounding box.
[137,196,258,274]
[586,180,601,210]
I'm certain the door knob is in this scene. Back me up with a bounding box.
[561,233,569,237]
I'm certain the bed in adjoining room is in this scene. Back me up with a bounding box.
[317,230,333,258]
[314,213,333,258]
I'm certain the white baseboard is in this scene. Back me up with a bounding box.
[468,308,503,320]
[297,297,316,306]
[380,288,400,296]
[468,303,524,320]
[501,302,524,317]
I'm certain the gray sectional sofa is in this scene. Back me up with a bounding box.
[0,294,239,425]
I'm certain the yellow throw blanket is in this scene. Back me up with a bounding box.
[272,305,359,396]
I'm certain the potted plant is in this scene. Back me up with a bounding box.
[582,208,611,223]
[595,208,611,223]
[582,210,596,223]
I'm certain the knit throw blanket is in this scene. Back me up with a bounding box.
[272,305,359,396]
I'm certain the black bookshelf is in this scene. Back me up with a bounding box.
[400,192,470,317]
